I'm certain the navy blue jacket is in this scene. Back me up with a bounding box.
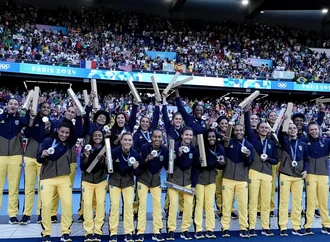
[162,105,182,142]
[175,97,206,136]
[0,111,30,156]
[133,106,160,152]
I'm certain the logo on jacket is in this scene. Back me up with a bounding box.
[15,120,19,125]
[115,159,119,163]
[0,120,4,123]
[35,124,39,127]
[229,145,233,148]
[189,153,193,159]
[268,144,271,149]
[307,142,311,145]
[159,155,164,161]
[298,145,302,151]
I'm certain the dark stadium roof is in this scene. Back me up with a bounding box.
[8,0,330,31]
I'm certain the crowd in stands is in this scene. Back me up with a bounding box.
[0,1,330,81]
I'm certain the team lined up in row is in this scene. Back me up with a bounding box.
[0,90,329,242]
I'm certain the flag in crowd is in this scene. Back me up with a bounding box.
[80,60,97,69]
[118,64,132,72]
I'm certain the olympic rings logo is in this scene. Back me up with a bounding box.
[0,64,10,70]
[277,82,287,88]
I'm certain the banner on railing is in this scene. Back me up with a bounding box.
[272,70,295,79]
[248,58,273,67]
[36,24,67,34]
[146,51,177,60]
[0,60,329,93]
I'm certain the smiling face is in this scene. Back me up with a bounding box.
[268,112,277,124]
[234,124,245,140]
[172,113,183,128]
[121,134,133,151]
[293,117,304,130]
[308,123,320,139]
[96,114,107,126]
[257,122,268,137]
[116,114,126,128]
[40,103,50,116]
[207,131,216,146]
[92,130,103,145]
[140,117,150,131]
[288,123,298,138]
[57,126,70,142]
[181,129,193,145]
[152,130,163,148]
[7,99,19,114]
[250,114,260,128]
[194,105,203,119]
[65,106,76,120]
[218,119,228,132]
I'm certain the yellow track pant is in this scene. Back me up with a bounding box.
[22,157,41,216]
[164,190,184,213]
[137,183,163,234]
[278,173,303,231]
[215,170,235,214]
[221,178,248,230]
[167,186,193,232]
[304,174,330,228]
[82,180,107,236]
[109,185,134,235]
[40,175,72,236]
[248,169,272,229]
[51,163,76,216]
[194,183,216,232]
[0,155,22,217]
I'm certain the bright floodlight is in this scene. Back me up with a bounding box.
[260,11,264,14]
[242,0,249,6]
[322,9,328,13]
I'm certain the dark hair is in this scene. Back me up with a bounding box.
[152,129,163,137]
[93,110,110,125]
[89,129,105,146]
[56,122,74,142]
[113,112,127,128]
[204,129,216,149]
[234,124,245,130]
[307,121,321,135]
[38,102,50,116]
[292,113,305,122]
[267,111,277,118]
[120,131,133,140]
[256,121,268,130]
[181,126,193,134]
[172,112,182,120]
[192,102,203,113]
[216,116,229,124]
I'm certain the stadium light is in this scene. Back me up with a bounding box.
[242,0,249,6]
[322,8,328,13]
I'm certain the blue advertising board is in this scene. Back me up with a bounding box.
[0,61,326,93]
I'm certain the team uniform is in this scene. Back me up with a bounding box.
[278,131,309,235]
[0,110,30,223]
[166,142,199,240]
[37,136,76,242]
[302,136,330,234]
[136,143,168,241]
[194,142,225,238]
[244,112,278,235]
[221,138,254,238]
[108,146,142,242]
[80,144,108,241]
